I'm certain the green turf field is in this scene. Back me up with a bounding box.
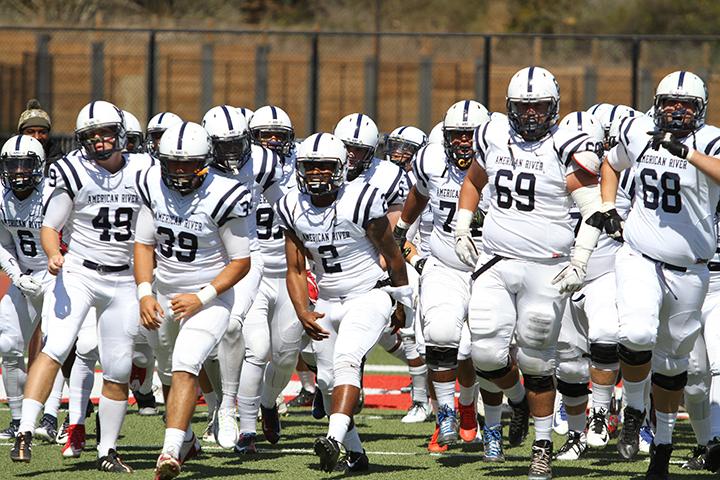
[0,404,711,479]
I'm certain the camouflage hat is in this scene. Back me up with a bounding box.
[17,99,51,132]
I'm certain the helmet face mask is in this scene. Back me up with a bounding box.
[296,158,345,197]
[507,98,558,141]
[211,134,251,174]
[159,155,209,195]
[125,132,144,153]
[386,138,421,169]
[0,153,43,192]
[343,141,374,180]
[76,124,125,161]
[654,96,704,134]
[251,126,294,157]
[443,128,476,170]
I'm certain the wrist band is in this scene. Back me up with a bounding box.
[396,218,411,230]
[137,282,153,300]
[196,284,218,305]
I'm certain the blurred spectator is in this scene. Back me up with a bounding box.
[17,99,64,169]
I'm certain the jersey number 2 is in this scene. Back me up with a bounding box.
[318,245,342,273]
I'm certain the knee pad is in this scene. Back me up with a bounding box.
[133,343,154,369]
[334,359,362,389]
[652,371,688,391]
[684,374,710,403]
[516,346,555,377]
[556,358,590,386]
[618,344,652,366]
[475,357,512,380]
[557,379,591,398]
[590,343,619,369]
[425,346,458,371]
[523,374,555,393]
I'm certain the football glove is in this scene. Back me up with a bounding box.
[13,274,42,297]
[551,261,587,294]
[649,130,690,159]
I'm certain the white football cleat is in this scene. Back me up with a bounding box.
[586,407,610,448]
[215,407,240,449]
[401,401,431,424]
[552,397,568,435]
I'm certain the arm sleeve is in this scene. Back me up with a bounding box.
[219,216,251,260]
[41,190,74,231]
[0,225,21,279]
[412,147,430,197]
[605,117,635,172]
[134,205,156,245]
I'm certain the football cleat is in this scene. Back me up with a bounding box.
[508,396,530,447]
[586,407,610,448]
[97,448,133,473]
[134,390,158,416]
[0,419,20,440]
[705,436,720,472]
[202,408,217,443]
[55,415,70,444]
[314,436,341,472]
[482,424,505,462]
[617,406,645,459]
[276,394,288,416]
[10,431,32,463]
[552,398,568,435]
[288,388,314,408]
[61,424,86,458]
[458,400,478,442]
[343,449,369,472]
[35,414,58,443]
[436,405,458,446]
[312,389,326,419]
[639,423,654,454]
[528,439,553,480]
[554,430,587,461]
[401,401,431,424]
[646,442,672,479]
[179,432,202,464]
[681,444,706,470]
[234,432,257,454]
[427,424,448,453]
[154,453,181,480]
[215,407,240,449]
[261,404,281,444]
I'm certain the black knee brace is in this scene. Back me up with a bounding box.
[590,342,619,366]
[652,371,688,391]
[557,379,591,398]
[425,346,459,370]
[523,374,555,393]
[617,344,652,366]
[476,357,513,380]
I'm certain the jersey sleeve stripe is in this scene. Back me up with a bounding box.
[261,151,280,191]
[352,183,372,225]
[276,194,294,231]
[556,133,586,160]
[622,117,637,146]
[704,135,720,156]
[59,158,83,192]
[135,170,151,208]
[52,161,75,199]
[211,182,244,220]
[255,148,270,187]
[384,168,404,204]
[361,188,380,229]
[416,147,430,185]
[218,188,251,227]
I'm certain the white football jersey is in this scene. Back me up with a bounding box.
[355,157,410,207]
[276,181,388,300]
[475,116,598,260]
[256,152,297,276]
[136,166,252,293]
[412,143,483,271]
[607,115,720,267]
[0,179,53,272]
[46,150,155,266]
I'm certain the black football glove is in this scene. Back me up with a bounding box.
[649,130,690,159]
[603,208,625,242]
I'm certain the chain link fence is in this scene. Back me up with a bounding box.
[1,27,720,142]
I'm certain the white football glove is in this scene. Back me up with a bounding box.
[380,284,415,308]
[551,261,587,294]
[13,274,42,297]
[454,208,478,267]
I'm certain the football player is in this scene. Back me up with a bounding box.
[146,112,183,157]
[456,66,605,479]
[601,70,720,479]
[133,121,253,480]
[10,101,154,472]
[277,133,410,472]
